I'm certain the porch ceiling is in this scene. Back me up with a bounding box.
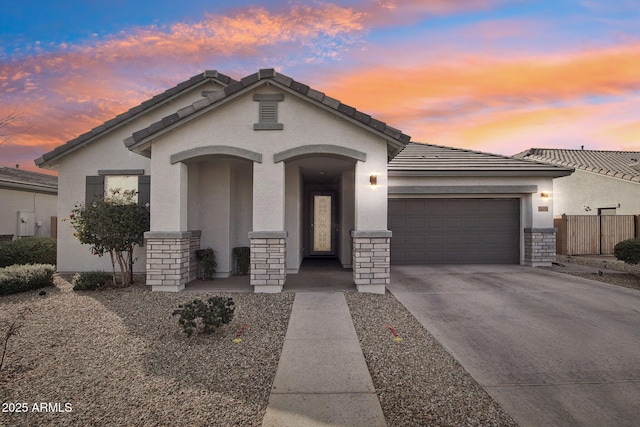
[294,156,354,184]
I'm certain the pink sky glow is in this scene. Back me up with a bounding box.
[0,0,638,174]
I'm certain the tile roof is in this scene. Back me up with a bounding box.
[0,166,58,193]
[389,143,573,176]
[515,148,640,183]
[124,68,411,157]
[35,70,236,168]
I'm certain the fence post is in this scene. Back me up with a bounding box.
[554,215,567,255]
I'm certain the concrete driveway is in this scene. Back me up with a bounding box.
[388,265,640,427]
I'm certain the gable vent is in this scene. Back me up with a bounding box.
[254,93,284,130]
[261,103,277,122]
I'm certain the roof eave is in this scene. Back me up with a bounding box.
[36,71,236,169]
[125,71,410,155]
[0,180,58,194]
[388,169,574,178]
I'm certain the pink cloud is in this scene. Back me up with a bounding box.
[1,0,639,174]
[0,2,373,173]
[359,0,500,25]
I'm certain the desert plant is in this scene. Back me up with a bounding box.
[72,271,113,291]
[196,248,217,280]
[0,264,55,295]
[1,307,30,371]
[172,297,234,337]
[614,238,640,265]
[69,189,149,287]
[0,237,56,268]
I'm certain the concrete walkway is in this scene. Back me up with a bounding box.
[262,292,386,426]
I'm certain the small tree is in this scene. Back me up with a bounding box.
[0,107,31,145]
[69,189,150,287]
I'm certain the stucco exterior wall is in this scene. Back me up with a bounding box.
[285,163,303,273]
[186,158,253,277]
[552,170,640,216]
[142,84,391,287]
[340,168,355,267]
[230,161,253,251]
[147,86,389,240]
[0,188,57,239]
[52,81,222,273]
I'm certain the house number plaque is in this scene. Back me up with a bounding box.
[313,195,332,252]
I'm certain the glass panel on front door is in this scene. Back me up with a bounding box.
[313,195,332,252]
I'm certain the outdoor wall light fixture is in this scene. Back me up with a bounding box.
[370,174,378,186]
[540,192,549,199]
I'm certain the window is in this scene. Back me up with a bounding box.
[86,170,150,207]
[598,208,616,216]
[105,175,138,202]
[253,93,284,130]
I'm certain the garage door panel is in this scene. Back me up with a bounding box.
[406,218,426,229]
[425,235,443,246]
[425,252,444,263]
[406,200,428,212]
[443,217,464,228]
[389,198,520,265]
[426,217,444,229]
[389,200,406,212]
[405,235,425,245]
[389,216,406,227]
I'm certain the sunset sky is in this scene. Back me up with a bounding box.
[1,0,639,174]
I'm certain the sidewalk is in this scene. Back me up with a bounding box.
[262,292,386,426]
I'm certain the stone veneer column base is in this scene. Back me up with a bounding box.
[145,231,194,292]
[249,231,287,293]
[352,230,391,295]
[524,228,557,267]
[188,230,201,282]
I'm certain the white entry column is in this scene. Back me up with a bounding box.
[250,160,287,292]
[145,160,194,292]
[352,152,391,294]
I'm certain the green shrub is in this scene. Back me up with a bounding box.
[614,238,640,265]
[0,264,55,295]
[72,271,113,291]
[0,237,56,268]
[172,297,234,337]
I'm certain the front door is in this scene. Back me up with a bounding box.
[310,192,337,256]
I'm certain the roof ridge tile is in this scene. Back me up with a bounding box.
[241,73,260,87]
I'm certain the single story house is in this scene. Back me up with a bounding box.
[515,148,640,216]
[36,69,571,293]
[0,166,58,242]
[515,148,640,255]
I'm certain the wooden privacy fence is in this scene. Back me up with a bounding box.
[555,214,640,255]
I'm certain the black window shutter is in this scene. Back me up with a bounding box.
[138,175,151,207]
[85,176,104,202]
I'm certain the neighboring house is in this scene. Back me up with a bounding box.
[36,69,571,293]
[515,148,640,216]
[0,166,58,242]
[515,148,640,254]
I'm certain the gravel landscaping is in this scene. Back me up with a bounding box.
[3,255,635,426]
[0,276,293,427]
[553,255,640,291]
[2,276,520,426]
[346,292,518,427]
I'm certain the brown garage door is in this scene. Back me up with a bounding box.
[389,198,520,264]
